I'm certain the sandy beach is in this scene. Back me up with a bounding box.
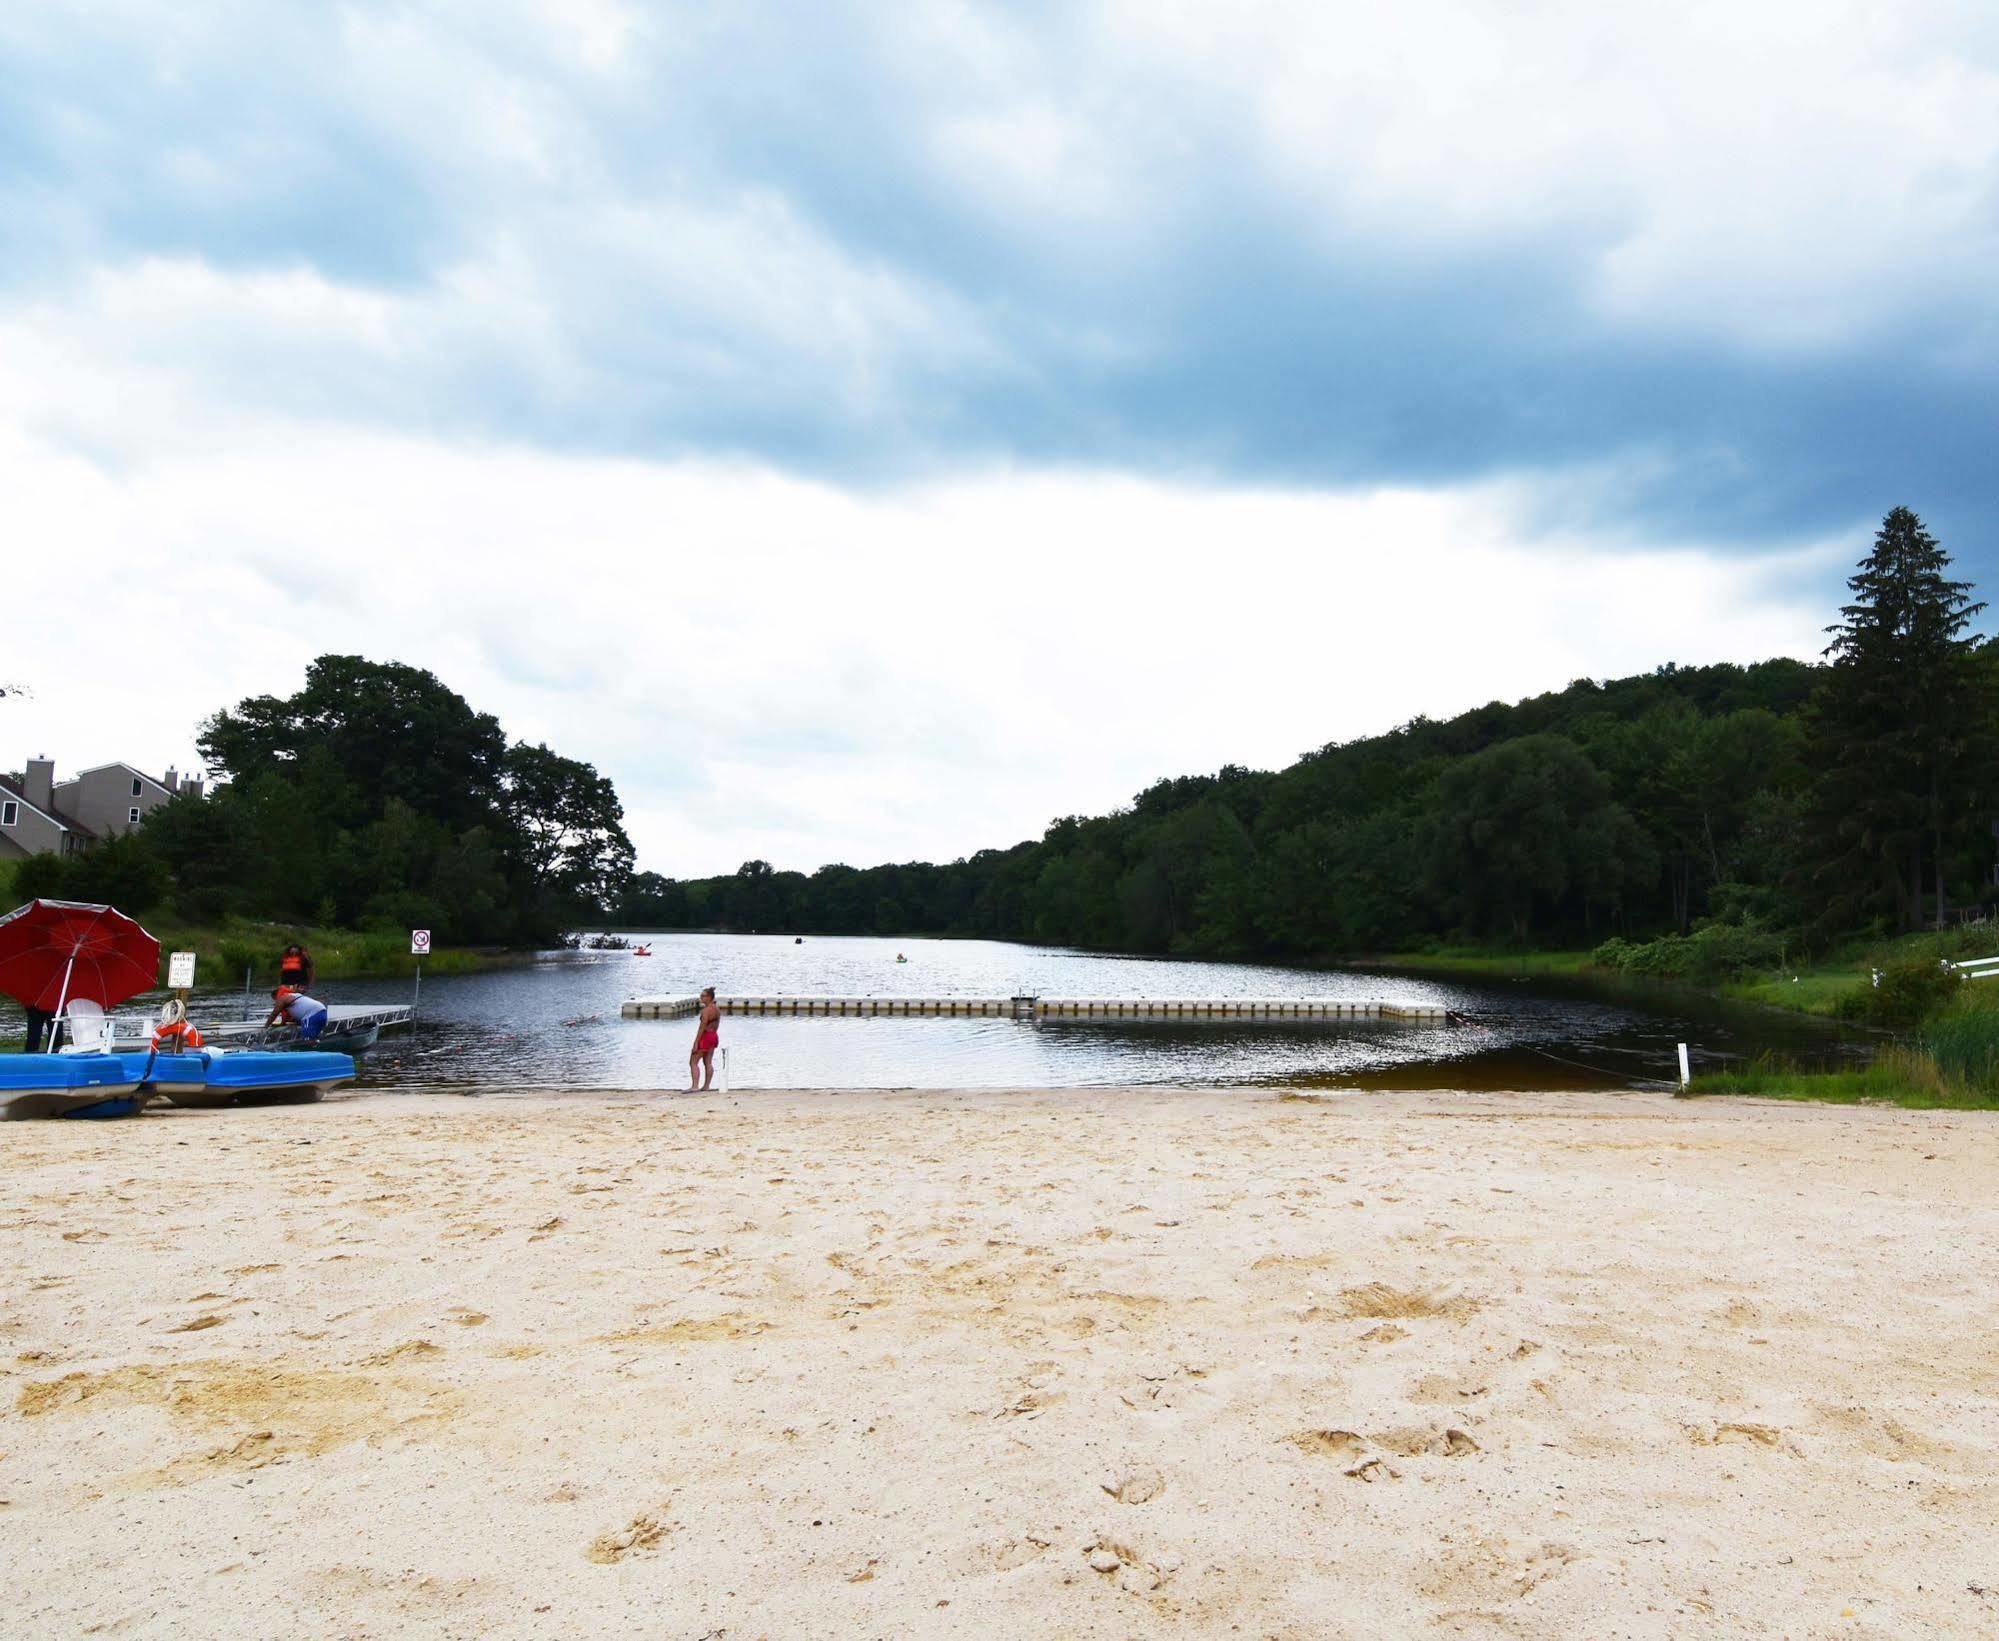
[3,1086,1996,1639]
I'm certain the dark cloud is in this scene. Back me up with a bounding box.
[4,1,1995,579]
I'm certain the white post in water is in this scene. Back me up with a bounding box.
[1677,1042,1692,1089]
[411,928,430,1016]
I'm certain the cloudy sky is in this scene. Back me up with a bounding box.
[5,2,1995,876]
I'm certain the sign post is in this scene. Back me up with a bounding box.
[168,950,195,1028]
[150,951,197,1058]
[410,929,431,1015]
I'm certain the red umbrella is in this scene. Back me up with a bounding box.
[0,899,161,1014]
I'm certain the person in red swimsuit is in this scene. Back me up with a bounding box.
[688,986,721,1091]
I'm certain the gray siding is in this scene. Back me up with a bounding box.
[0,792,73,858]
[51,765,176,839]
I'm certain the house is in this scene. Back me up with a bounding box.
[0,757,204,862]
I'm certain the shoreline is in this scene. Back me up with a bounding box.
[7,1085,1996,1636]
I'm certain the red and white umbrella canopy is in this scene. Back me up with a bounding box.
[0,899,161,1013]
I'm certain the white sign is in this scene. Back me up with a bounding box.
[167,951,196,989]
[410,929,432,956]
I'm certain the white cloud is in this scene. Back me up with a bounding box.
[1099,0,1999,349]
[1,351,1841,876]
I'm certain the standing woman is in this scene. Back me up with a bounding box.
[688,986,721,1091]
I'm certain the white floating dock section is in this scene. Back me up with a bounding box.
[621,994,1447,1023]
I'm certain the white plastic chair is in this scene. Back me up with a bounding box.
[59,998,113,1053]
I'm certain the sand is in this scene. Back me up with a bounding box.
[3,1086,1997,1639]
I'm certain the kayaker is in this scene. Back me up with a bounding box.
[278,942,315,991]
[687,986,721,1092]
[266,985,330,1043]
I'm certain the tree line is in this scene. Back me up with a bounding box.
[623,509,1999,967]
[13,655,634,945]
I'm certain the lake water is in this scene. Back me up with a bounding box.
[82,931,1862,1095]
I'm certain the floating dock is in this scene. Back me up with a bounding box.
[622,994,1448,1023]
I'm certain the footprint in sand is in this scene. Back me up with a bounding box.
[1083,1538,1178,1593]
[963,1536,1052,1575]
[1373,1425,1480,1457]
[1289,1425,1477,1478]
[1337,1282,1481,1321]
[585,1507,672,1564]
[1690,1421,1795,1452]
[1415,1536,1578,1604]
[1287,1429,1364,1460]
[1102,1468,1165,1505]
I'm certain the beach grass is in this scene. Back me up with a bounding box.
[1691,1006,1999,1110]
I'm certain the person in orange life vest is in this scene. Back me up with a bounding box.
[267,986,330,1042]
[279,943,315,990]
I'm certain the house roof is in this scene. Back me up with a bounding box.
[0,773,98,840]
[55,762,177,799]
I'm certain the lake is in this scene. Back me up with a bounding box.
[112,931,1862,1095]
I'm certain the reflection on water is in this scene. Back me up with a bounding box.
[60,931,1858,1095]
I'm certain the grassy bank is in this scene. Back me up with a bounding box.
[1369,932,1999,1110]
[1719,926,1999,1020]
[1363,948,1598,979]
[1690,1054,1999,1110]
[144,918,523,986]
[1372,925,1999,1024]
[0,863,533,984]
[1691,999,1999,1110]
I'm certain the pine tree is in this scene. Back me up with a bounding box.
[1809,507,1990,931]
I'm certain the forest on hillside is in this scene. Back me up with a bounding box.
[623,509,1999,973]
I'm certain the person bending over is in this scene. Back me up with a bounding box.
[267,985,330,1043]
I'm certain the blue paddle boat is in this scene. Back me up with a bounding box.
[0,1053,146,1120]
[0,1048,355,1117]
[147,1049,356,1108]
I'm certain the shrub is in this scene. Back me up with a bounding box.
[1836,957,1961,1029]
[1590,919,1784,984]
